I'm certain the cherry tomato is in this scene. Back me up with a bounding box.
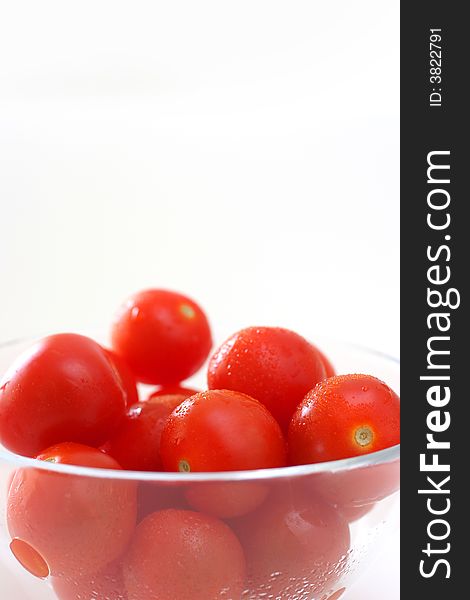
[148,385,200,401]
[160,389,287,473]
[111,289,212,385]
[232,488,350,598]
[102,394,187,471]
[104,348,139,407]
[0,334,127,457]
[122,509,246,600]
[36,442,122,468]
[52,561,127,600]
[7,443,137,578]
[185,481,269,519]
[207,327,326,431]
[289,374,400,464]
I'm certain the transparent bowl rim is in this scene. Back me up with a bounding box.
[0,336,400,482]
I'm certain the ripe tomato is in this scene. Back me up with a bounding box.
[185,481,269,519]
[52,561,127,600]
[147,385,199,401]
[207,327,326,431]
[160,389,287,473]
[7,443,137,578]
[111,289,212,385]
[0,333,127,457]
[232,489,350,598]
[104,348,139,407]
[36,442,122,468]
[289,374,400,464]
[122,509,246,600]
[102,394,187,471]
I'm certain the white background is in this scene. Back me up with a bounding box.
[0,2,399,598]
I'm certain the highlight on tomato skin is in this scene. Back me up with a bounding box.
[122,509,247,600]
[7,444,137,579]
[207,326,326,432]
[111,289,213,385]
[288,374,400,465]
[103,347,139,408]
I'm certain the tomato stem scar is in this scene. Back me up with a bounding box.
[179,459,191,473]
[354,426,374,447]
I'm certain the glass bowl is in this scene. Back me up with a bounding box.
[0,335,399,600]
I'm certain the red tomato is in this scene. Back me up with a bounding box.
[207,327,326,431]
[0,334,127,457]
[52,561,127,600]
[185,481,269,519]
[160,390,287,472]
[232,489,350,598]
[289,374,400,464]
[102,394,187,471]
[36,442,122,468]
[104,348,139,407]
[111,289,212,385]
[148,385,200,401]
[7,443,137,578]
[122,509,246,600]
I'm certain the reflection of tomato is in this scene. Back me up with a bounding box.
[0,333,127,457]
[8,444,137,577]
[208,327,326,431]
[102,395,187,471]
[185,481,269,519]
[111,289,212,385]
[123,510,246,600]
[289,374,400,463]
[232,489,350,598]
[161,390,287,472]
[104,348,139,407]
[52,561,127,600]
[148,385,199,400]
